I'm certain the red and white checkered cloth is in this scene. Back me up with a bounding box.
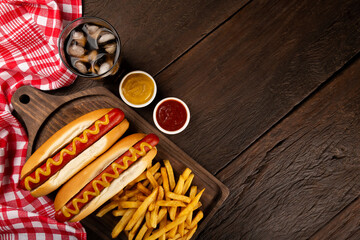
[0,0,86,239]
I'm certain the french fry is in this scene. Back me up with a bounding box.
[118,201,143,209]
[111,208,136,238]
[164,160,175,191]
[169,233,182,240]
[194,202,202,211]
[149,186,161,210]
[184,225,197,240]
[125,187,158,231]
[186,186,198,225]
[124,189,140,199]
[179,221,185,237]
[166,191,191,203]
[178,189,204,218]
[119,195,130,201]
[149,162,161,174]
[156,200,186,207]
[189,186,197,198]
[128,232,135,240]
[151,172,162,190]
[145,211,152,229]
[148,202,155,212]
[157,208,168,224]
[112,209,127,217]
[159,215,167,240]
[135,223,148,240]
[129,212,146,240]
[189,211,203,229]
[181,168,192,180]
[145,215,187,240]
[167,225,177,238]
[161,167,170,194]
[128,196,138,201]
[150,209,158,228]
[136,193,147,201]
[144,228,153,239]
[150,186,165,211]
[128,162,161,188]
[142,179,150,188]
[137,182,151,196]
[186,213,192,226]
[174,175,185,194]
[146,170,158,189]
[154,172,162,180]
[156,174,163,186]
[96,201,118,217]
[169,175,185,220]
[182,173,194,195]
[185,202,202,226]
[158,186,164,200]
[150,186,164,228]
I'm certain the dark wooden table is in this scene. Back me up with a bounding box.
[53,0,360,239]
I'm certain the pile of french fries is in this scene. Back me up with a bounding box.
[96,159,205,240]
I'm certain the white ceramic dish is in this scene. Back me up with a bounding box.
[153,97,190,135]
[119,70,157,108]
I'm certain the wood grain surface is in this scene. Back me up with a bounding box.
[52,0,250,96]
[13,0,360,238]
[83,0,250,76]
[199,56,360,239]
[310,196,360,240]
[135,0,360,175]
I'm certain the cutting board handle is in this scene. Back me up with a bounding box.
[11,86,68,154]
[12,85,65,123]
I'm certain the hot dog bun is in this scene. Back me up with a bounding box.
[20,108,129,197]
[31,120,129,197]
[54,133,158,222]
[21,108,113,178]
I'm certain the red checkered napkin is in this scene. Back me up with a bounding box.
[0,0,86,239]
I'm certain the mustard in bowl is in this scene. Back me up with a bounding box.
[119,71,157,108]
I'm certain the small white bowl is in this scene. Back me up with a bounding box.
[153,97,190,135]
[119,70,157,108]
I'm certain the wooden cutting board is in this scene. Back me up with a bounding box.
[11,85,229,240]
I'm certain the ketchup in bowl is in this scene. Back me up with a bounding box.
[153,97,190,134]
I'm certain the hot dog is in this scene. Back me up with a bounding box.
[54,133,159,222]
[19,108,129,197]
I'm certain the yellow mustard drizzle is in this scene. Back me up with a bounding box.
[60,142,152,218]
[24,114,110,191]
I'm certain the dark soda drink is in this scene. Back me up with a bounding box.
[63,21,120,77]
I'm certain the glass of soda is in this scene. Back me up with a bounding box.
[58,17,121,80]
